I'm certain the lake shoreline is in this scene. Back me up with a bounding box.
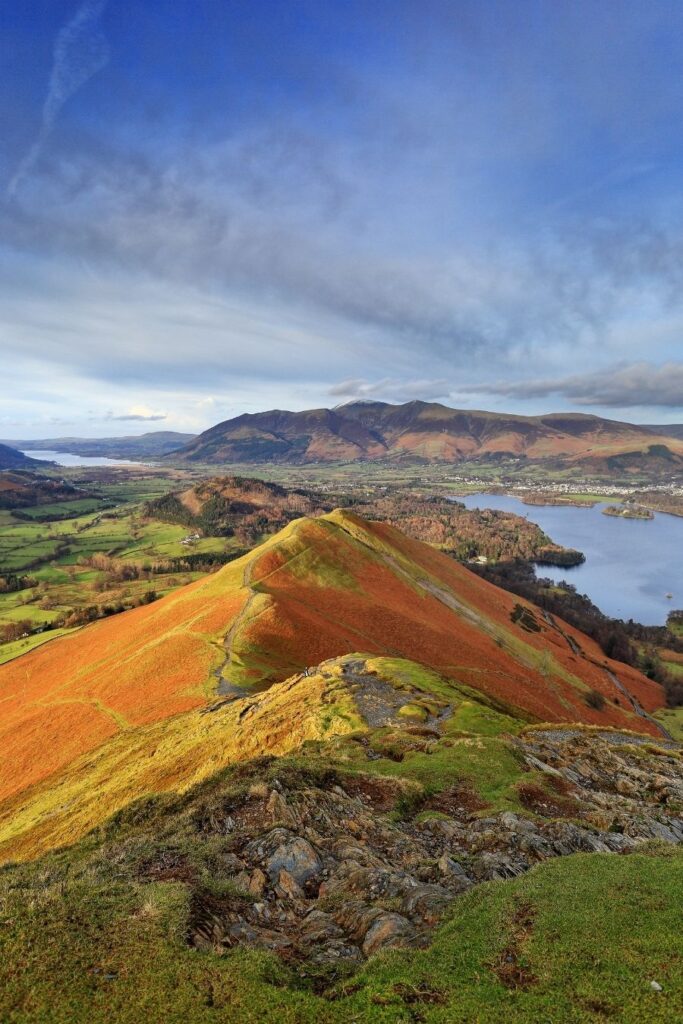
[456,492,682,625]
[21,450,150,469]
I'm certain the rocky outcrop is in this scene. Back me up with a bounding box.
[179,728,682,970]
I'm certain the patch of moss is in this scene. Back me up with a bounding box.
[397,703,429,722]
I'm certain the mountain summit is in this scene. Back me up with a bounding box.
[169,401,683,468]
[0,509,665,863]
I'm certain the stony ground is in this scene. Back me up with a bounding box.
[163,723,683,971]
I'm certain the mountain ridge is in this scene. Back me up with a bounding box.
[167,400,683,467]
[0,509,666,863]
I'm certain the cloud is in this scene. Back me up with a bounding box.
[104,405,167,421]
[4,1,683,426]
[466,362,683,408]
[329,377,451,403]
[7,0,109,197]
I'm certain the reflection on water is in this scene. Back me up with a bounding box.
[456,493,682,626]
[22,449,147,468]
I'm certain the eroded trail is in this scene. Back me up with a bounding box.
[604,668,674,740]
[213,555,260,699]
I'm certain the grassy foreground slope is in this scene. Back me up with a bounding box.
[1,849,679,1024]
[0,652,681,1024]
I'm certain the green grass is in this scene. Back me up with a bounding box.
[365,733,527,811]
[654,707,683,742]
[0,627,78,665]
[17,497,111,519]
[0,810,680,1023]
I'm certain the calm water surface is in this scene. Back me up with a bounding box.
[457,493,683,626]
[22,449,147,467]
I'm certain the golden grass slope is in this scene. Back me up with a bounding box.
[0,564,249,802]
[0,658,363,863]
[0,509,666,845]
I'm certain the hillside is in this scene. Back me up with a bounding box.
[146,475,329,544]
[0,509,667,864]
[0,443,46,470]
[3,431,196,459]
[146,476,582,564]
[0,470,84,509]
[641,422,683,439]
[168,400,683,469]
[0,656,681,1019]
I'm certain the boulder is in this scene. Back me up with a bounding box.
[362,912,415,956]
[247,829,323,887]
[401,884,453,924]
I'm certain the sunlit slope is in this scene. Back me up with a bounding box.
[0,564,249,801]
[0,509,665,810]
[173,400,683,466]
[225,510,663,728]
[0,658,363,863]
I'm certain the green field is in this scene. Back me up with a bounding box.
[654,707,683,742]
[0,471,239,659]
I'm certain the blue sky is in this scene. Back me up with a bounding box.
[2,0,683,436]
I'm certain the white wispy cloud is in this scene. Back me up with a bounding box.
[7,0,110,198]
[329,378,452,404]
[104,405,168,422]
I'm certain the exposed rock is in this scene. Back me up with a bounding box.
[248,867,267,896]
[275,868,304,901]
[362,912,415,956]
[437,855,472,890]
[300,909,345,944]
[248,828,323,887]
[181,729,681,973]
[401,884,453,924]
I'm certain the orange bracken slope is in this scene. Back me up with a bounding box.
[0,510,665,809]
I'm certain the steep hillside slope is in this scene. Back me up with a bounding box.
[0,511,666,862]
[169,400,683,468]
[0,444,46,470]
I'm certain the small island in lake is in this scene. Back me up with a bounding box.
[535,545,586,567]
[602,504,654,520]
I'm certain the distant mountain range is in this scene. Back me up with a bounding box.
[8,413,683,470]
[640,423,683,439]
[2,431,195,460]
[165,400,683,469]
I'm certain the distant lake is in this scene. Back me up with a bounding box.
[22,450,146,468]
[457,493,683,626]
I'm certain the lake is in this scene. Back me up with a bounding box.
[22,450,147,468]
[456,493,683,626]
